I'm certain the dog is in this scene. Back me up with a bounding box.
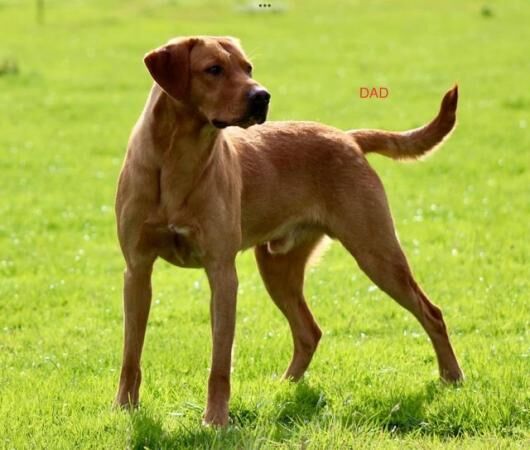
[114,36,464,426]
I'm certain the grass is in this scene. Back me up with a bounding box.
[1,0,529,448]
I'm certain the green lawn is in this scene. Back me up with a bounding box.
[1,1,529,448]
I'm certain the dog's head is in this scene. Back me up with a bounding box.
[144,36,270,129]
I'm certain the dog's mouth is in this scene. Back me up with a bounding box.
[212,108,268,130]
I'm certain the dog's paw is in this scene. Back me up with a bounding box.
[113,395,139,411]
[202,406,229,427]
[440,367,465,384]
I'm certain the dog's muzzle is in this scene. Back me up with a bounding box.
[211,88,271,129]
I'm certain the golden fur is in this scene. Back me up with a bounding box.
[114,36,463,426]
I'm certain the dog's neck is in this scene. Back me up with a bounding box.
[144,85,221,169]
[141,85,224,214]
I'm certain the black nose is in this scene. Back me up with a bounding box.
[249,89,271,107]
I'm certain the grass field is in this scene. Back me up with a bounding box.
[1,0,529,448]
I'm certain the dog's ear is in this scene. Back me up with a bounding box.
[144,38,198,102]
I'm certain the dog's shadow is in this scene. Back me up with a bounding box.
[339,381,449,435]
[129,381,448,449]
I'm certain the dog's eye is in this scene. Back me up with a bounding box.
[246,65,253,76]
[205,65,223,76]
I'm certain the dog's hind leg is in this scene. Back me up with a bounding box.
[255,233,324,380]
[328,169,463,382]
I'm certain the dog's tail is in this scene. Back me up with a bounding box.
[348,85,458,160]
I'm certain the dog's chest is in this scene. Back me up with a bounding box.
[165,229,204,268]
[139,204,205,268]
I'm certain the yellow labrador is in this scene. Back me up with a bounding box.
[114,36,463,426]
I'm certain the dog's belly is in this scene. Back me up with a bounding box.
[241,217,325,254]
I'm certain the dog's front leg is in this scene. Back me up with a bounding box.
[115,260,154,408]
[202,259,238,426]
